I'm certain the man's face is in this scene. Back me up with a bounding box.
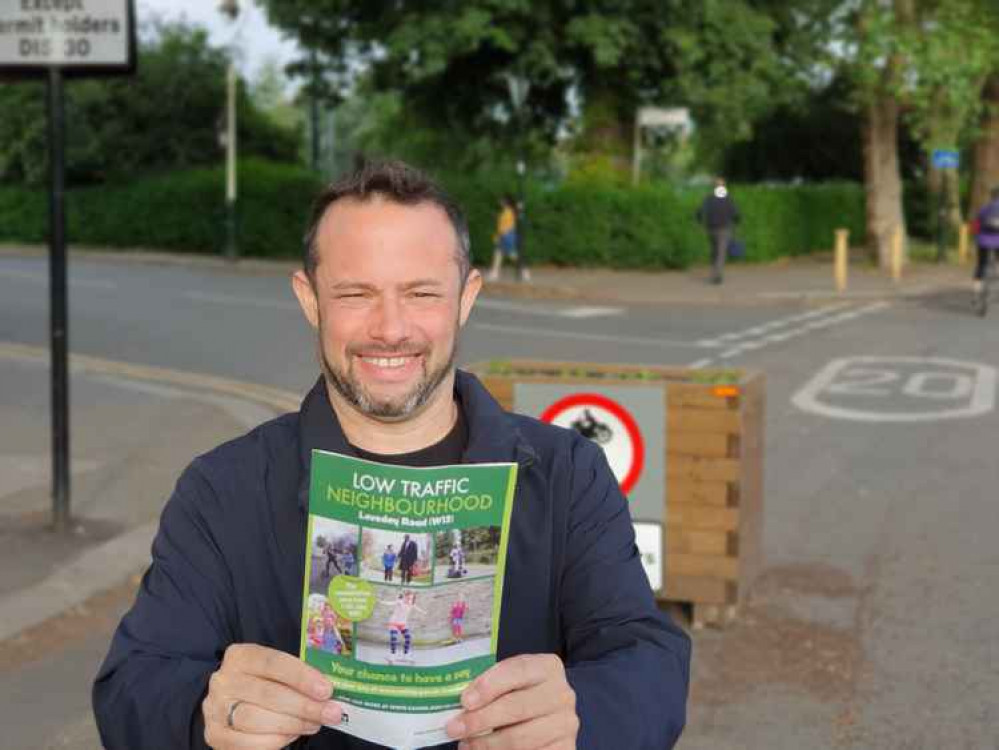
[293,197,480,422]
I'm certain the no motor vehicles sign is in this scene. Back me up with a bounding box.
[514,383,666,525]
[0,0,135,73]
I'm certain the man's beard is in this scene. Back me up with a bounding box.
[318,322,458,421]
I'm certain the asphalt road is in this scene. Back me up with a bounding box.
[1,255,997,750]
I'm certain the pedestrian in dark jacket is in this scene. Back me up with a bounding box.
[696,176,741,285]
[397,534,419,584]
[973,187,999,293]
[92,160,691,750]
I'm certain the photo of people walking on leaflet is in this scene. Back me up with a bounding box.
[433,527,499,583]
[307,518,359,596]
[359,528,431,586]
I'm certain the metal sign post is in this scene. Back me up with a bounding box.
[1,0,136,531]
[931,149,960,264]
[47,64,70,531]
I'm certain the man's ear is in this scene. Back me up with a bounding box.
[292,270,320,329]
[458,268,483,327]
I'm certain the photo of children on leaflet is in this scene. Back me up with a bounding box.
[354,579,495,667]
[359,529,432,586]
[305,593,353,657]
[308,518,360,597]
[432,527,501,584]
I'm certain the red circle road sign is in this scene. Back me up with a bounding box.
[539,392,645,495]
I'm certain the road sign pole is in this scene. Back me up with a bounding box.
[3,0,137,534]
[936,179,947,263]
[47,66,70,532]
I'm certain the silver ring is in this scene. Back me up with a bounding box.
[226,700,245,730]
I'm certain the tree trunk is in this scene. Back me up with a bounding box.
[969,75,999,216]
[863,93,906,268]
[573,80,632,180]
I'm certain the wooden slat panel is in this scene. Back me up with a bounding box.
[666,456,741,482]
[668,503,739,531]
[667,479,729,507]
[735,372,766,600]
[666,527,729,556]
[662,574,730,604]
[668,432,729,458]
[667,552,739,580]
[667,384,738,410]
[480,377,515,411]
[669,410,742,434]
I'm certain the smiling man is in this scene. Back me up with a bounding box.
[93,161,691,749]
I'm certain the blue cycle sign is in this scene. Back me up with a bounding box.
[931,149,960,170]
[0,0,134,70]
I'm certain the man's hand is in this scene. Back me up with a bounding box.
[445,654,578,749]
[202,643,342,749]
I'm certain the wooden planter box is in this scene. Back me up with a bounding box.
[467,360,765,628]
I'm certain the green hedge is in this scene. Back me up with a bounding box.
[0,161,864,269]
[444,178,865,268]
[0,159,322,258]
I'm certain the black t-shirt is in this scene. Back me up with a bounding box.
[349,403,467,467]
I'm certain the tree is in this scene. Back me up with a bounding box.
[898,0,999,237]
[969,75,999,215]
[0,19,301,185]
[255,0,797,177]
[844,0,914,267]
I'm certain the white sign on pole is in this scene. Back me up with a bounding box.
[0,0,133,69]
[637,106,692,135]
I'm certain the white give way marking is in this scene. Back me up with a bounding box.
[793,357,997,422]
[474,298,624,319]
[688,302,890,368]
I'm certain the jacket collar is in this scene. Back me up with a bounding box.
[296,370,536,511]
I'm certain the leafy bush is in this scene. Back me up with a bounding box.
[0,21,301,186]
[0,161,865,269]
[0,159,323,258]
[447,177,865,268]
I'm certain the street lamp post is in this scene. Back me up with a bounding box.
[219,0,240,262]
[506,73,531,283]
[309,47,321,172]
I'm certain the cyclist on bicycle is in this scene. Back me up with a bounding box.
[972,186,999,295]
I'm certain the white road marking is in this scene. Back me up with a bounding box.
[0,268,116,290]
[687,302,890,367]
[793,356,997,422]
[695,303,854,347]
[688,358,715,369]
[760,287,930,299]
[559,306,625,319]
[470,322,708,348]
[183,290,299,311]
[475,298,624,319]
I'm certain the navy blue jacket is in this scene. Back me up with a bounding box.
[93,371,691,749]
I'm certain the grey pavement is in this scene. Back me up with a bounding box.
[0,355,287,750]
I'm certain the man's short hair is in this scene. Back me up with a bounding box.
[302,160,471,284]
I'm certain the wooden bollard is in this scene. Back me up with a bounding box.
[834,229,849,293]
[891,225,904,282]
[958,223,970,264]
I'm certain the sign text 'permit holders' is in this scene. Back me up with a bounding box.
[0,0,136,78]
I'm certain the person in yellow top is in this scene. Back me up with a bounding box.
[488,194,527,281]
